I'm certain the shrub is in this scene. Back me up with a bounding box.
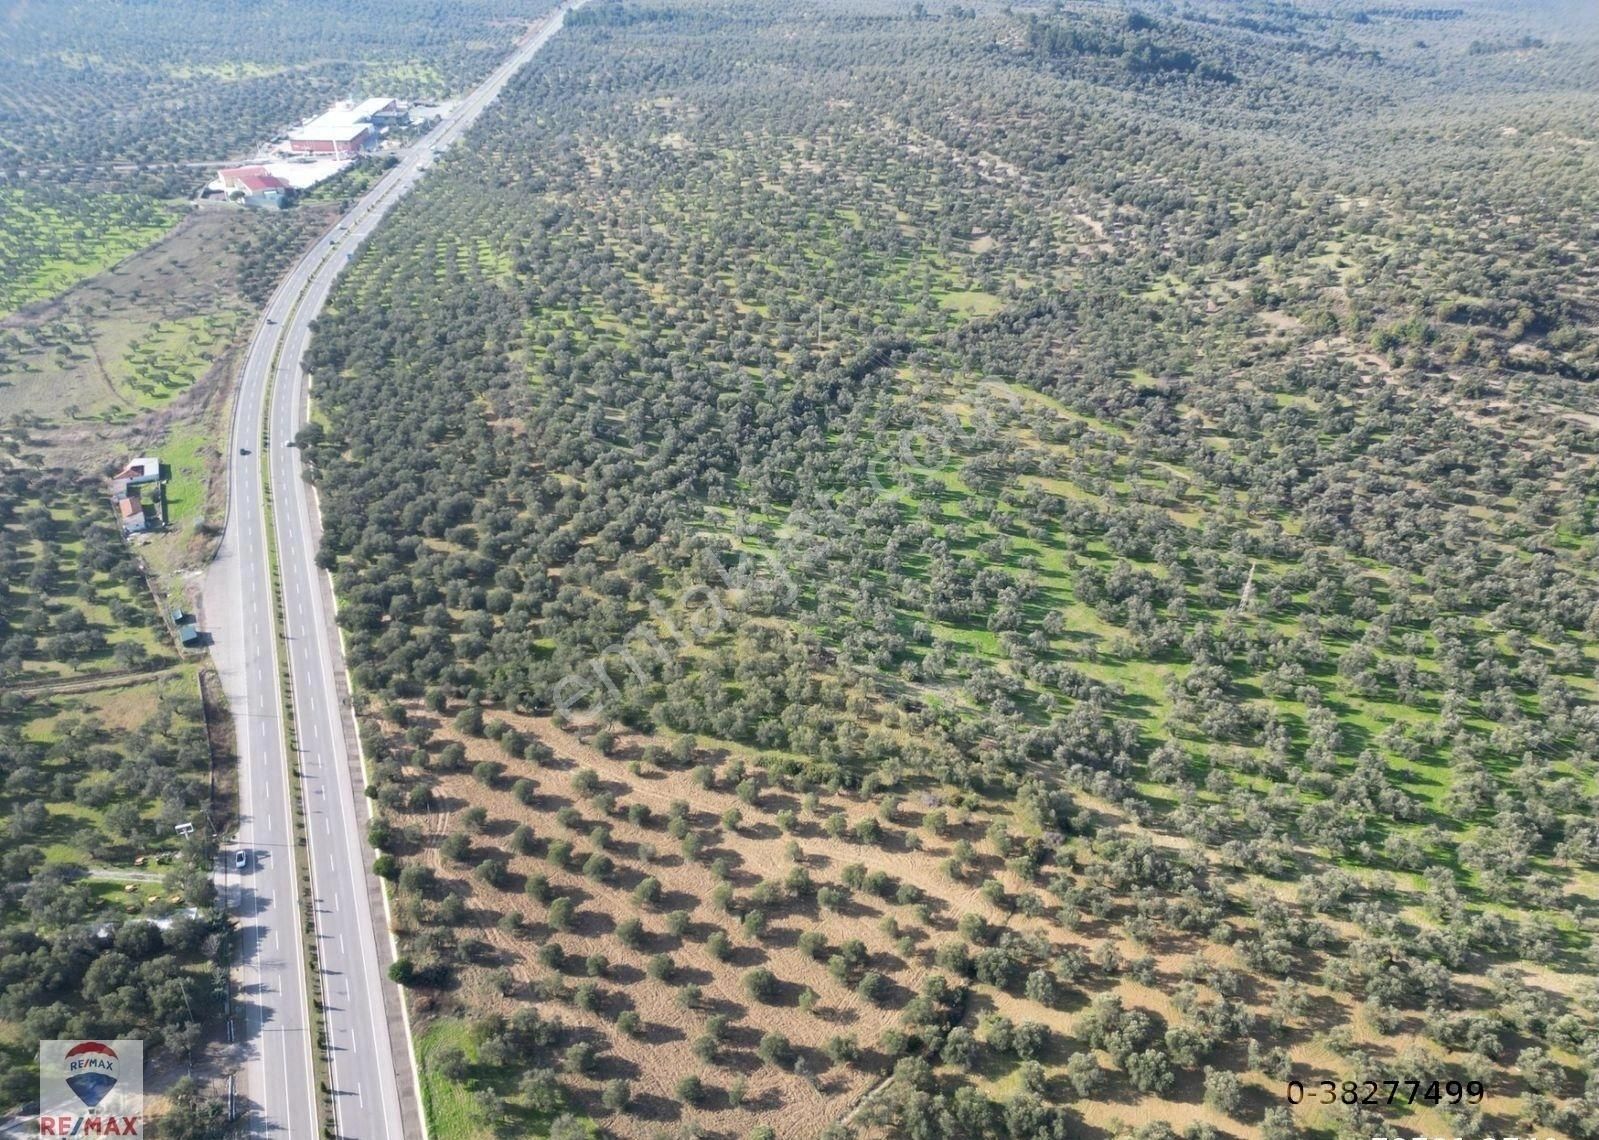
[430,1043,468,1079]
[743,967,777,1003]
[601,1078,630,1114]
[1065,1052,1103,1098]
[857,971,887,1004]
[1126,1049,1174,1094]
[825,1034,860,1065]
[1014,1021,1050,1061]
[398,864,434,895]
[633,876,662,907]
[756,1031,792,1067]
[1203,1067,1243,1116]
[562,1042,596,1077]
[474,859,506,888]
[741,909,768,939]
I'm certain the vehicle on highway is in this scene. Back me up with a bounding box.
[239,447,250,456]
[235,849,250,870]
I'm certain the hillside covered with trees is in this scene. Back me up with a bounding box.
[300,0,1599,1135]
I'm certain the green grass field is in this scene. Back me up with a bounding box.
[159,419,218,534]
[113,311,242,408]
[0,187,177,317]
[417,1019,596,1139]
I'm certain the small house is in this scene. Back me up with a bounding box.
[117,495,147,535]
[218,166,290,209]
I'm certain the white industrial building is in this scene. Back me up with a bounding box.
[287,98,406,158]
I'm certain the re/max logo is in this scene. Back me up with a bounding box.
[38,1116,142,1135]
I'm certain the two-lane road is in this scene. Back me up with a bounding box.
[205,6,583,1136]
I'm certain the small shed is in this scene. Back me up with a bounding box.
[113,457,161,487]
[177,622,201,648]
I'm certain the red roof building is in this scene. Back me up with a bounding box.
[117,494,148,534]
[219,166,290,208]
[220,166,289,193]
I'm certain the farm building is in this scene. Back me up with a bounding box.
[218,166,291,208]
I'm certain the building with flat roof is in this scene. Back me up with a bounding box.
[340,97,404,126]
[285,98,402,159]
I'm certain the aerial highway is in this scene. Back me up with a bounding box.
[205,5,584,1136]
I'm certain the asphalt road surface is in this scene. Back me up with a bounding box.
[205,6,583,1136]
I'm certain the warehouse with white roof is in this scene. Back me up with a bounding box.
[287,98,405,159]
